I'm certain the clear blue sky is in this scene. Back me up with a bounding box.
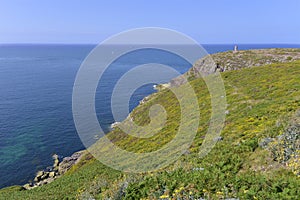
[0,0,299,44]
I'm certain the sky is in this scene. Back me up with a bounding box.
[0,0,299,44]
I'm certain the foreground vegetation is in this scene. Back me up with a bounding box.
[1,55,299,199]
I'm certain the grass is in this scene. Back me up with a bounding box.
[0,60,299,199]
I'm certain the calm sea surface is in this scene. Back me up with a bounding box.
[0,44,299,188]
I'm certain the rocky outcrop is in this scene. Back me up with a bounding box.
[170,48,300,87]
[23,151,85,190]
[58,150,85,174]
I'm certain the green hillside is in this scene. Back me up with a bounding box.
[1,51,299,199]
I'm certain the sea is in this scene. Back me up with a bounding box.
[0,44,300,188]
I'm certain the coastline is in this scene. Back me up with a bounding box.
[4,47,300,191]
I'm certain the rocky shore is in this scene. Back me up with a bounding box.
[23,150,85,190]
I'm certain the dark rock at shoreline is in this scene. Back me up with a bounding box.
[23,151,85,190]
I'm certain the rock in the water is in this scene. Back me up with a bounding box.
[52,154,60,171]
[52,154,59,160]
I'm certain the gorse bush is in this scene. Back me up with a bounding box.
[267,110,300,176]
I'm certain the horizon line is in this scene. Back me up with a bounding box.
[1,43,300,45]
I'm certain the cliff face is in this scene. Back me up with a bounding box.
[171,48,300,87]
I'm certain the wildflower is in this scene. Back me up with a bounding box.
[159,194,169,199]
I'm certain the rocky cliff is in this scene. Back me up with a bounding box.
[171,48,300,87]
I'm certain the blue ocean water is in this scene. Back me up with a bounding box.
[0,44,299,188]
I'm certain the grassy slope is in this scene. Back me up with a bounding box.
[1,60,299,199]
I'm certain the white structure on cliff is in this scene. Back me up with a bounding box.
[234,45,238,52]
